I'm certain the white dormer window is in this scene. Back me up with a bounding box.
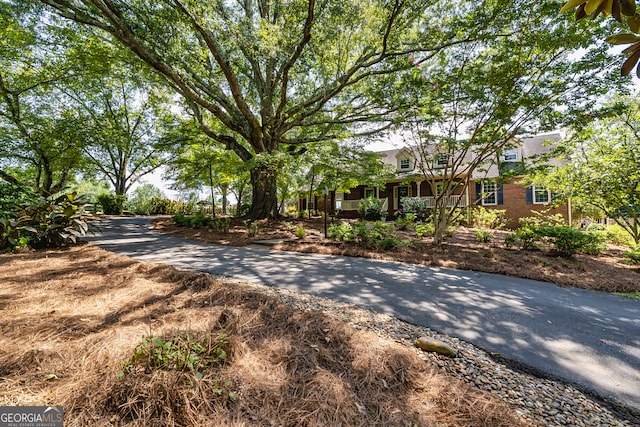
[434,154,449,169]
[395,148,414,172]
[503,148,518,162]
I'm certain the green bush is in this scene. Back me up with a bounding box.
[244,220,259,237]
[399,197,430,221]
[173,213,188,226]
[358,197,385,221]
[415,222,433,238]
[189,213,213,229]
[504,225,541,250]
[518,211,566,228]
[395,212,417,230]
[505,224,607,256]
[214,217,231,234]
[624,247,640,264]
[173,213,214,229]
[329,221,408,249]
[1,191,90,251]
[603,224,635,247]
[165,199,197,215]
[328,221,355,242]
[236,202,251,217]
[0,181,37,215]
[127,184,166,215]
[97,193,126,215]
[473,206,506,229]
[474,229,494,243]
[355,221,407,249]
[295,226,306,239]
[535,226,607,257]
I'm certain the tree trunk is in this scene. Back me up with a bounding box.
[432,203,449,245]
[247,164,278,219]
[209,164,216,218]
[221,184,228,215]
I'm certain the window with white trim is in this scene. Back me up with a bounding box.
[533,185,550,204]
[399,158,411,170]
[435,154,449,168]
[503,148,518,162]
[481,182,497,206]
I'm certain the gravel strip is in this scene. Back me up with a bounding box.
[232,279,639,427]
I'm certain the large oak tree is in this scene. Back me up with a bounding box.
[38,0,498,218]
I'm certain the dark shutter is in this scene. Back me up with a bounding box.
[526,187,533,204]
[497,186,504,205]
[475,182,482,205]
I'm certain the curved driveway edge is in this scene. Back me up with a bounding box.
[86,216,640,411]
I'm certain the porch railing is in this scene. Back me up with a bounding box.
[415,194,468,208]
[337,198,388,212]
[336,195,466,211]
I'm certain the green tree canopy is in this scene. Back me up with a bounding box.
[399,0,619,244]
[528,93,640,244]
[0,3,90,194]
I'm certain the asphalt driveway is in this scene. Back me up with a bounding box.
[86,216,640,411]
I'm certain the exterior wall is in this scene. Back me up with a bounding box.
[470,178,569,228]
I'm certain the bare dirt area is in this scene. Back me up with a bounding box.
[151,216,640,294]
[0,244,532,426]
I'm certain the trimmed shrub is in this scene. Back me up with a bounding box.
[172,213,214,229]
[535,226,607,257]
[507,225,608,256]
[329,221,409,249]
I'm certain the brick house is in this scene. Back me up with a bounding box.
[299,133,570,228]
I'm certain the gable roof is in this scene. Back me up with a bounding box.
[373,132,563,180]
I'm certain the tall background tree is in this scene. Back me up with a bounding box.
[0,3,88,194]
[398,0,623,244]
[528,93,640,244]
[169,135,249,216]
[70,74,180,196]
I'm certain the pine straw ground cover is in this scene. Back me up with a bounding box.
[0,244,532,427]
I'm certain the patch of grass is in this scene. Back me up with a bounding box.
[614,292,640,300]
